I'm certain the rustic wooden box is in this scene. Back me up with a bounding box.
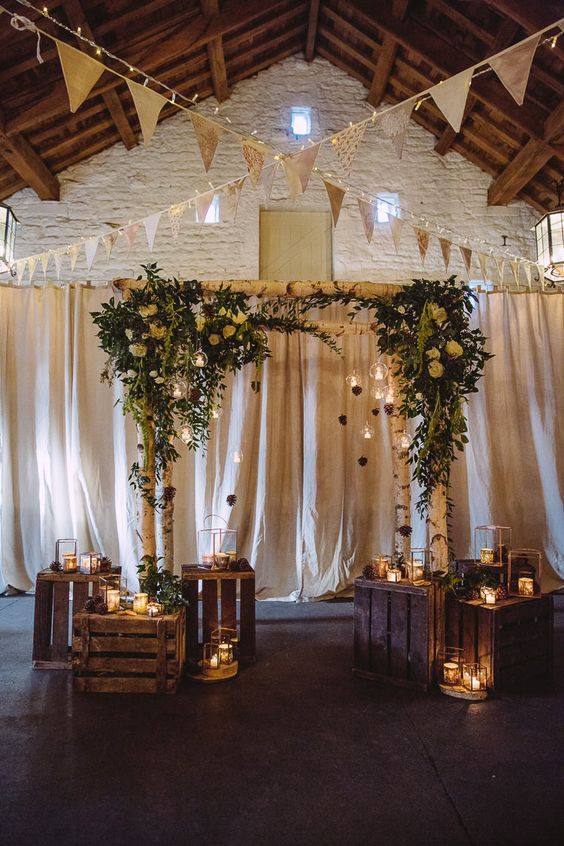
[181,565,256,667]
[32,568,120,669]
[72,608,186,694]
[353,578,444,690]
[445,594,553,691]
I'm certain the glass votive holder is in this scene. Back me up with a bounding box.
[387,567,401,583]
[518,577,534,596]
[443,661,460,686]
[62,553,78,573]
[213,552,230,570]
[147,600,164,617]
[405,559,425,583]
[481,587,497,606]
[80,552,101,574]
[133,592,149,614]
[370,555,390,579]
[480,547,494,565]
[462,663,487,692]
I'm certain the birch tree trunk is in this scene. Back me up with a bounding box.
[428,482,448,571]
[136,410,156,562]
[388,367,411,560]
[160,455,176,572]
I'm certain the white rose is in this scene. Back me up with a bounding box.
[129,343,147,357]
[429,304,447,323]
[445,340,463,358]
[428,360,444,378]
[149,370,158,377]
[426,347,440,360]
[139,304,158,317]
[125,329,133,340]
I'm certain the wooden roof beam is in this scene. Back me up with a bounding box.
[367,0,410,108]
[488,100,564,205]
[0,111,59,199]
[63,0,137,150]
[305,0,320,60]
[201,0,229,102]
[434,17,520,156]
[483,0,564,61]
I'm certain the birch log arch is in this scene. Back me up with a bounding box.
[104,269,490,573]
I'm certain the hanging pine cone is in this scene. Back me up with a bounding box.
[398,524,413,538]
[371,408,380,417]
[358,456,368,466]
[162,486,176,503]
[352,385,362,396]
[49,560,62,572]
[362,563,376,581]
[99,556,112,572]
[338,414,347,426]
[384,403,394,416]
[226,494,237,507]
[495,584,508,602]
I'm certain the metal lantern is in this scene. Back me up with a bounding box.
[508,548,542,598]
[535,180,564,283]
[474,525,511,568]
[55,538,78,572]
[198,514,237,569]
[80,552,101,575]
[0,202,17,273]
[462,663,487,693]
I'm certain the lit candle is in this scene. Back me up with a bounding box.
[133,592,148,614]
[202,554,214,568]
[106,588,120,612]
[463,670,482,691]
[480,548,494,565]
[80,552,101,574]
[373,557,388,579]
[147,601,163,617]
[518,577,534,596]
[226,550,237,564]
[209,654,219,669]
[214,553,229,569]
[443,662,459,685]
[482,587,496,606]
[62,553,77,572]
[218,643,232,664]
[407,560,425,582]
[387,568,401,583]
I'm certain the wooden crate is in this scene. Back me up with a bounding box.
[32,568,121,669]
[353,578,444,691]
[72,608,186,694]
[445,594,553,691]
[181,565,256,667]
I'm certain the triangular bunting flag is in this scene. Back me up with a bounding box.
[28,255,38,283]
[510,259,521,288]
[459,245,472,276]
[489,35,540,106]
[478,252,489,283]
[56,39,105,113]
[389,214,404,255]
[380,101,413,159]
[415,227,430,267]
[332,122,366,175]
[40,251,50,280]
[494,255,505,284]
[143,212,161,252]
[126,79,167,146]
[439,238,451,272]
[168,204,186,241]
[241,138,266,188]
[357,198,376,244]
[68,243,81,272]
[190,112,224,172]
[102,231,119,260]
[54,249,64,280]
[430,68,473,133]
[289,144,320,193]
[322,178,346,227]
[523,261,532,290]
[123,223,140,252]
[85,236,98,271]
[281,157,303,201]
[196,191,215,224]
[223,178,246,223]
[16,258,26,284]
[261,163,277,201]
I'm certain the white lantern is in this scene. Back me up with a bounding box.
[535,180,564,283]
[0,203,18,273]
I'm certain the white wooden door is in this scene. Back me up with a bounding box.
[259,210,332,281]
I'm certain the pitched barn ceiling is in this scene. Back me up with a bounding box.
[0,0,562,212]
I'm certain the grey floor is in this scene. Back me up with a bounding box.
[1,595,563,846]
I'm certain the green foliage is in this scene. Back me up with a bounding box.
[92,264,338,494]
[136,556,185,613]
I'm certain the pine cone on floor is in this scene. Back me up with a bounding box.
[338,414,347,425]
[384,403,394,416]
[352,385,362,396]
[362,563,376,581]
[226,494,237,507]
[358,456,368,466]
[398,524,413,537]
[371,408,380,416]
[50,560,62,572]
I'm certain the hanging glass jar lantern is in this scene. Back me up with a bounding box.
[396,430,412,450]
[370,382,387,400]
[211,405,222,420]
[179,426,193,445]
[169,377,187,400]
[361,421,375,440]
[232,449,243,463]
[345,369,362,388]
[191,349,208,368]
[384,386,394,404]
[369,359,388,382]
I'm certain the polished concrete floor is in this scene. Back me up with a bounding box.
[1,594,563,846]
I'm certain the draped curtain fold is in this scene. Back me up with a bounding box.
[0,287,562,595]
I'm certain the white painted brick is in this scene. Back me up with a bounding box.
[9,56,537,285]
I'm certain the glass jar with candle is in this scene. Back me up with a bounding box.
[440,647,463,688]
[508,549,542,598]
[387,567,401,583]
[55,539,78,572]
[80,552,101,575]
[201,641,238,680]
[405,558,425,583]
[370,555,390,579]
[133,592,149,614]
[462,663,487,693]
[481,586,497,606]
[147,600,164,617]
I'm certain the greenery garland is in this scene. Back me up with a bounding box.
[92,263,338,495]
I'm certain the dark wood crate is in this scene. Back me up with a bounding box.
[72,608,186,694]
[445,594,553,691]
[32,568,121,669]
[181,565,256,667]
[353,578,444,691]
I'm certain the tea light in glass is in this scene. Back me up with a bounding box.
[214,552,229,570]
[55,538,78,571]
[370,555,389,579]
[147,601,163,617]
[80,552,101,574]
[106,588,120,613]
[62,553,78,573]
[443,662,460,686]
[202,554,214,569]
[133,592,149,614]
[462,663,487,692]
[518,577,534,597]
[481,587,496,606]
[387,568,401,583]
[480,548,494,565]
[218,642,234,665]
[406,559,425,583]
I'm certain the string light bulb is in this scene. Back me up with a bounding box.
[414,99,423,111]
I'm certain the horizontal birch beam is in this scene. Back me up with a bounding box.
[306,320,377,336]
[112,278,403,299]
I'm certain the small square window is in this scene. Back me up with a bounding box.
[197,194,220,224]
[290,107,312,136]
[376,192,400,223]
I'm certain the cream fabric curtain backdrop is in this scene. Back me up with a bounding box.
[0,286,562,595]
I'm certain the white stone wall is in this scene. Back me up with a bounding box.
[9,55,537,285]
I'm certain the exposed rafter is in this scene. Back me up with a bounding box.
[0,111,59,200]
[305,0,320,61]
[367,0,409,108]
[201,0,230,102]
[63,0,137,150]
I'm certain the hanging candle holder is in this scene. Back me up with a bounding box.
[191,349,208,368]
[179,426,193,445]
[396,430,412,451]
[168,377,187,400]
[369,359,388,381]
[361,421,375,440]
[370,382,387,400]
[345,369,362,388]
